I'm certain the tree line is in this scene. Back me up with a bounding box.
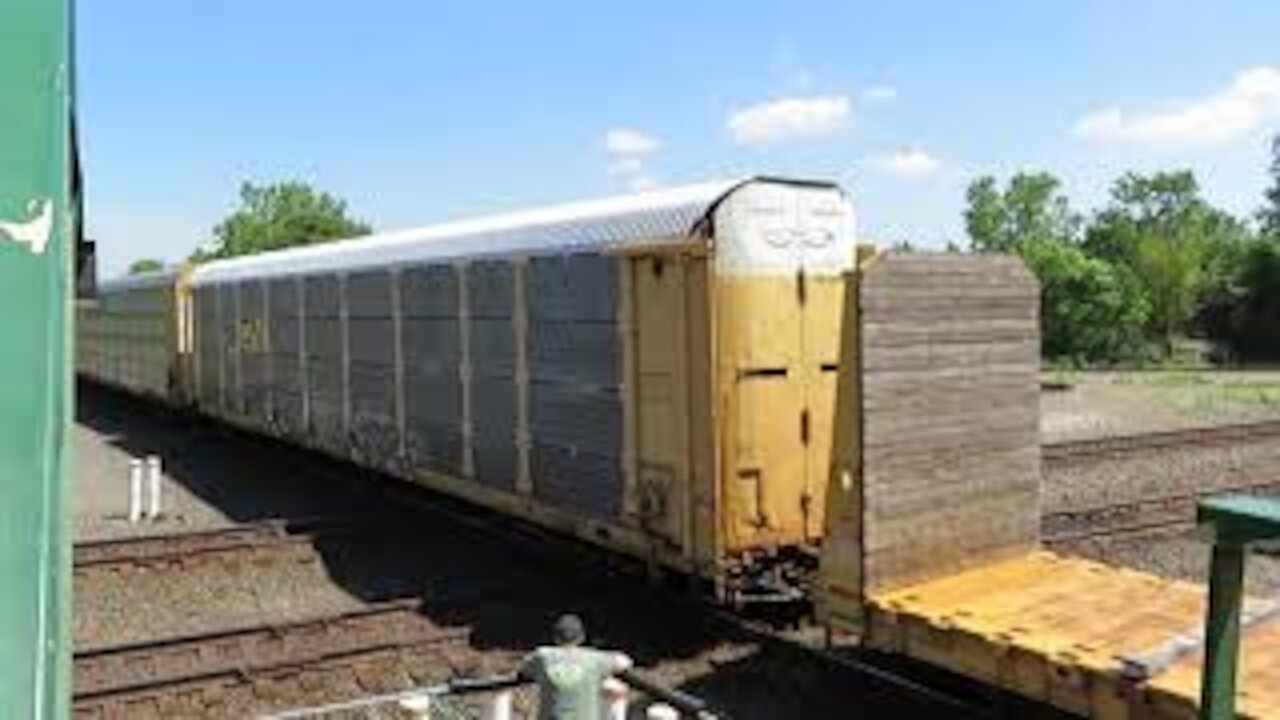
[964,135,1280,366]
[127,181,369,274]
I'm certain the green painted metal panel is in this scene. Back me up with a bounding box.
[1196,496,1280,720]
[1198,495,1280,546]
[0,0,73,717]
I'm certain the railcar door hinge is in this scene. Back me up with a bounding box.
[800,408,811,446]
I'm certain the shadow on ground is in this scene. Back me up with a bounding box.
[77,381,1049,719]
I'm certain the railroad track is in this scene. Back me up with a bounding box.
[1043,418,1280,464]
[73,518,355,579]
[73,600,469,718]
[1043,480,1280,546]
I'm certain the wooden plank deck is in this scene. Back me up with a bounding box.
[866,551,1280,719]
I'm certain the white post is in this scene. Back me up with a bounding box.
[128,458,143,524]
[398,694,432,720]
[486,691,512,720]
[602,678,629,720]
[145,455,163,520]
[647,703,679,720]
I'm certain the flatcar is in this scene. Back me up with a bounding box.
[78,176,856,601]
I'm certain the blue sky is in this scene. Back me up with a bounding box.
[80,1,1280,277]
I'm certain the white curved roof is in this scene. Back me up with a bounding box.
[98,268,181,293]
[190,177,835,286]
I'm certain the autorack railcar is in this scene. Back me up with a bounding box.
[80,177,857,600]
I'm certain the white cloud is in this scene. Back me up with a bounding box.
[861,85,897,106]
[605,128,662,157]
[727,95,851,145]
[877,148,940,178]
[1074,66,1280,147]
[603,128,663,190]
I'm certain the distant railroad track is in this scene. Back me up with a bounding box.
[1043,479,1280,546]
[1043,418,1280,464]
[73,518,353,579]
[73,600,467,718]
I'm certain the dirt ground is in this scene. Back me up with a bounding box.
[1041,370,1280,442]
[75,384,1022,719]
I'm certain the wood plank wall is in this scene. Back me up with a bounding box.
[858,253,1042,592]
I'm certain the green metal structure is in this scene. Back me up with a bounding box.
[0,0,74,717]
[1196,496,1280,720]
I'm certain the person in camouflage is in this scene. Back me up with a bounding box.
[518,614,633,720]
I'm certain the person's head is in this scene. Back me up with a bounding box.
[553,613,586,647]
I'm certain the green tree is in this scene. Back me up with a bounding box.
[1020,241,1150,363]
[127,258,164,275]
[964,172,1145,362]
[1084,170,1243,356]
[965,172,1080,253]
[1261,135,1280,239]
[197,181,371,261]
[1133,230,1204,356]
[1229,239,1280,357]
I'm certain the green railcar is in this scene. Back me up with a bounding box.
[0,0,74,717]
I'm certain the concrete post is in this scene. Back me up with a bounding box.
[646,703,679,720]
[127,458,143,524]
[145,455,162,519]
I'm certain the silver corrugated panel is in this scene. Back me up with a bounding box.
[344,270,399,467]
[401,265,457,318]
[346,270,392,318]
[189,178,770,285]
[527,254,617,322]
[529,384,622,458]
[531,444,622,519]
[527,321,618,388]
[267,278,304,438]
[468,261,513,319]
[471,377,517,489]
[403,282,463,475]
[218,283,240,414]
[469,319,516,378]
[240,281,269,425]
[524,251,624,518]
[303,275,344,451]
[194,287,220,408]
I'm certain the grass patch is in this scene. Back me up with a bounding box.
[1132,373,1280,418]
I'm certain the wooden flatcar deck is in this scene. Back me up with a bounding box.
[865,552,1280,719]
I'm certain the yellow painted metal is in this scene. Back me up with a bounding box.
[713,274,824,552]
[866,551,1280,720]
[632,254,695,549]
[800,273,844,541]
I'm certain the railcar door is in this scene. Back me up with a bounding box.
[715,186,809,552]
[796,190,855,543]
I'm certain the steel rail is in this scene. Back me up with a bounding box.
[1043,481,1280,544]
[73,600,465,712]
[1044,419,1280,463]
